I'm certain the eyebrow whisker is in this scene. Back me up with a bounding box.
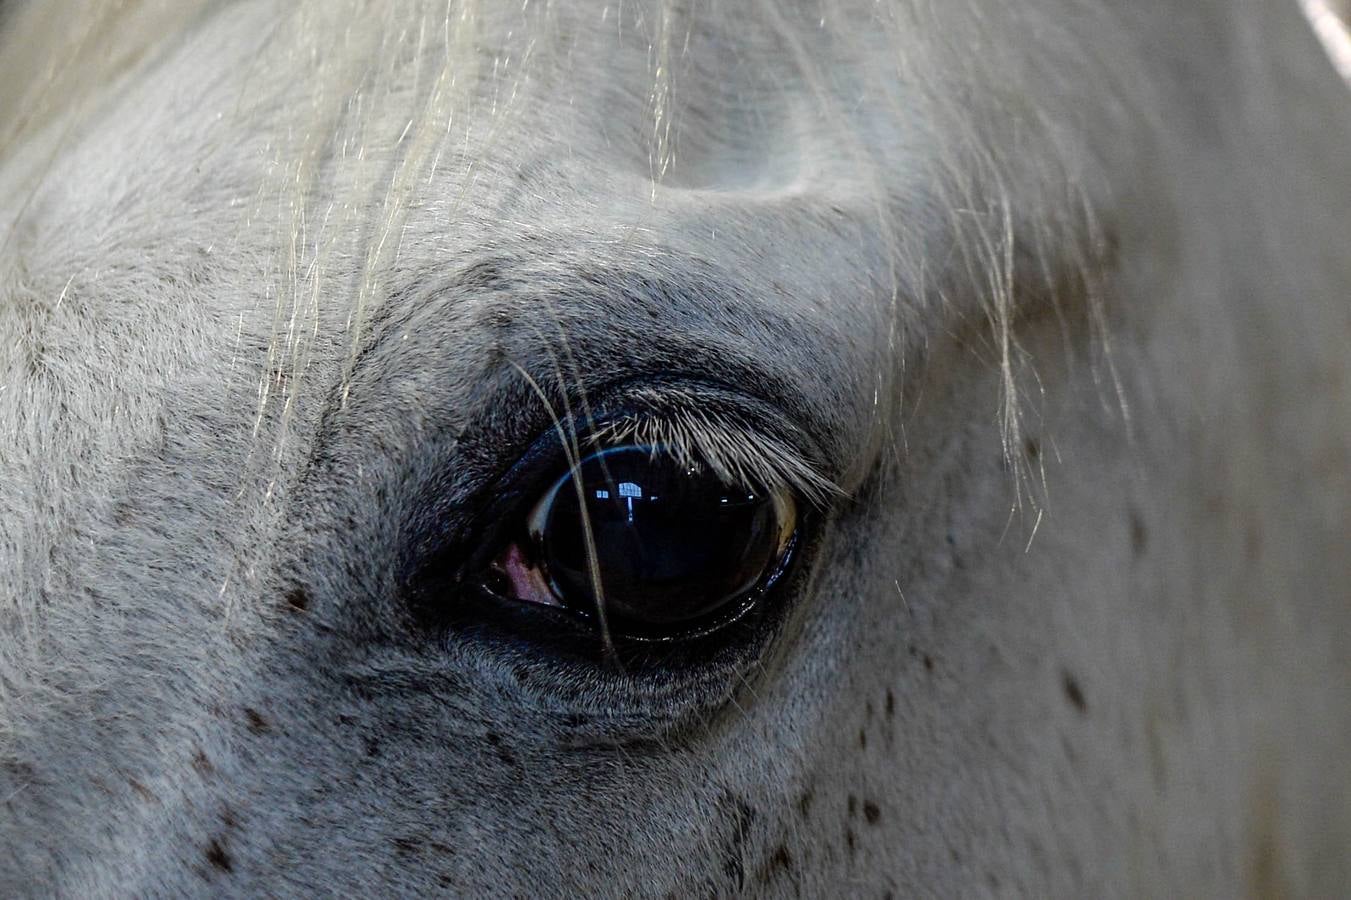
[508,360,616,659]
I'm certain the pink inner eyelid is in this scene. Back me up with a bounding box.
[493,542,562,608]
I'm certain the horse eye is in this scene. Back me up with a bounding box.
[485,445,798,640]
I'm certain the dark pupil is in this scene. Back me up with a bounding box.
[539,446,785,628]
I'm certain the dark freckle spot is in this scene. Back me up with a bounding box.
[1062,672,1088,714]
[2,760,35,780]
[923,654,934,672]
[1245,523,1263,560]
[863,801,881,825]
[459,260,505,291]
[847,795,858,817]
[718,795,756,890]
[364,735,381,758]
[885,690,895,717]
[1024,437,1040,460]
[945,532,956,546]
[191,749,214,775]
[219,807,238,830]
[243,708,270,734]
[204,839,232,873]
[865,701,874,720]
[483,733,517,765]
[127,778,156,803]
[845,828,857,858]
[754,844,794,885]
[796,791,813,819]
[858,729,867,750]
[283,587,310,613]
[1130,509,1148,557]
[391,836,454,858]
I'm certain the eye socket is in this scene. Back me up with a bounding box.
[482,444,798,642]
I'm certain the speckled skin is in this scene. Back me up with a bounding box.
[0,1,1348,896]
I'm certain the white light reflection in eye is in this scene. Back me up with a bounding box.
[1300,0,1351,85]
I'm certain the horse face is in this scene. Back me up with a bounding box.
[1,1,1348,895]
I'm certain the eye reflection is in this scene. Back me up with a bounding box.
[486,444,797,638]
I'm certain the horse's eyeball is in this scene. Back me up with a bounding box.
[488,445,797,640]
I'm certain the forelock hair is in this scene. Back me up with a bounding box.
[1,0,1127,512]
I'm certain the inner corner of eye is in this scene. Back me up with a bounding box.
[487,540,561,609]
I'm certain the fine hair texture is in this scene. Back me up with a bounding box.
[0,1,1348,896]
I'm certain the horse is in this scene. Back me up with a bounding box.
[1,0,1347,895]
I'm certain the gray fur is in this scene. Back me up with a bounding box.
[0,0,1348,895]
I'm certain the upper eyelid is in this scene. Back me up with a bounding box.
[351,255,851,452]
[581,388,842,508]
[488,375,837,509]
[323,263,858,526]
[412,378,835,571]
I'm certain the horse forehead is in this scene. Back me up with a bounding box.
[18,5,939,389]
[0,4,891,535]
[22,10,884,270]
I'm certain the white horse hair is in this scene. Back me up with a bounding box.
[0,0,1348,895]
